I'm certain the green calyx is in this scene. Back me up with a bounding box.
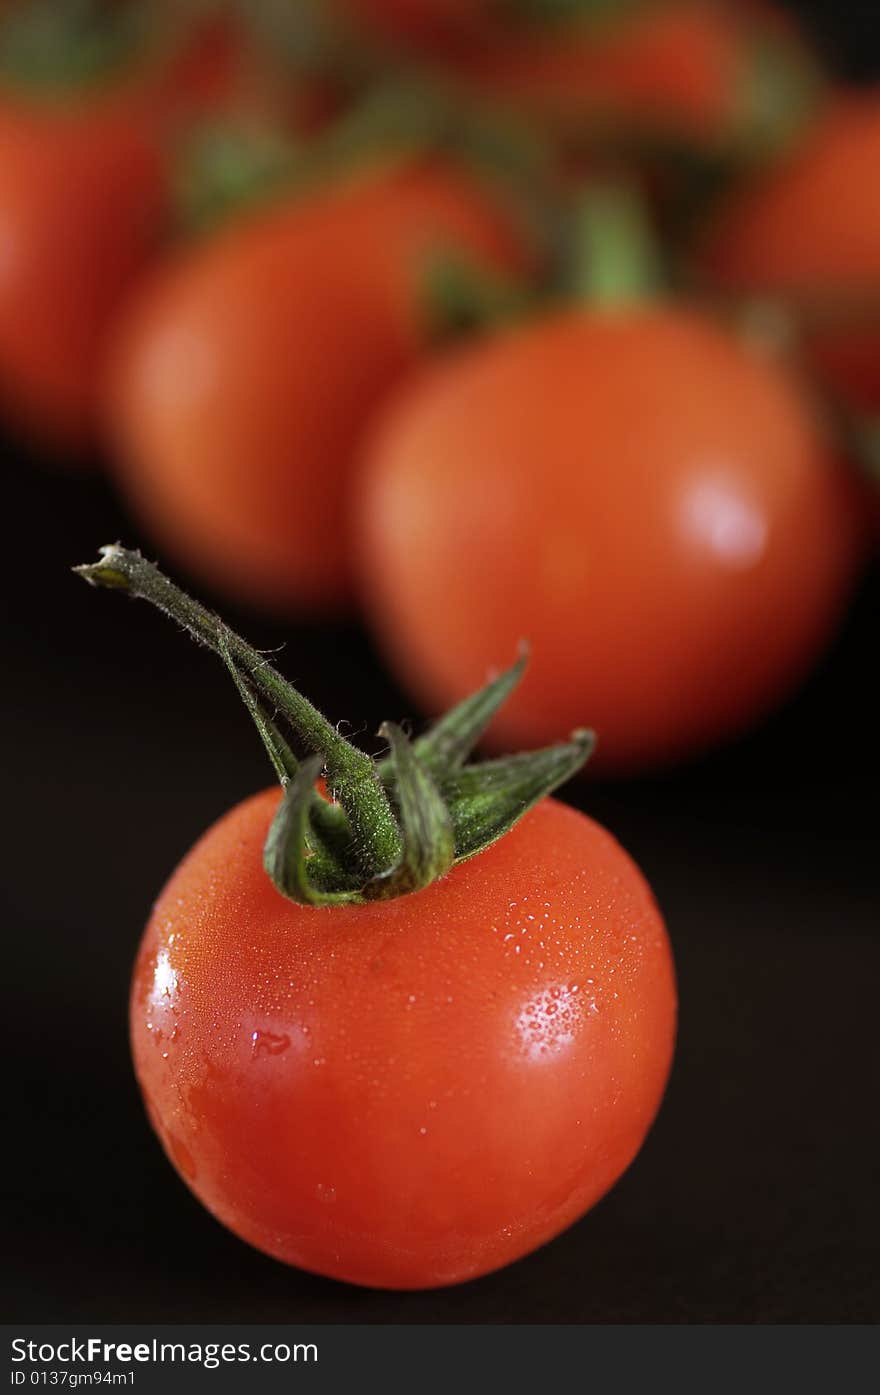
[239,0,383,82]
[820,398,880,490]
[75,546,593,908]
[734,29,824,162]
[421,246,533,344]
[0,0,148,95]
[499,0,646,32]
[176,120,306,235]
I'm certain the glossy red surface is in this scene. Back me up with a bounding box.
[358,307,862,771]
[131,790,676,1289]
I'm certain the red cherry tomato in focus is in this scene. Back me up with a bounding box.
[132,787,676,1288]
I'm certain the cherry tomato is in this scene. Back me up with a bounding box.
[456,0,815,154]
[357,307,862,773]
[703,95,880,412]
[0,81,168,452]
[0,7,297,454]
[106,159,526,613]
[132,785,675,1288]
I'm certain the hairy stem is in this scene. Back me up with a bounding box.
[75,545,402,880]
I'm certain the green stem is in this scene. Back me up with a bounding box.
[0,0,148,94]
[735,25,822,159]
[176,121,305,236]
[77,545,593,907]
[75,545,402,881]
[501,0,646,28]
[238,0,567,267]
[567,182,663,307]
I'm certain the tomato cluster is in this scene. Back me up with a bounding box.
[21,0,878,1290]
[4,2,870,769]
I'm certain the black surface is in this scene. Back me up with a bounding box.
[2,1,879,1325]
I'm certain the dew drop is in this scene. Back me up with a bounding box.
[251,1030,291,1057]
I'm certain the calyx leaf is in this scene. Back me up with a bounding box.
[0,0,148,94]
[264,757,361,906]
[365,724,455,900]
[76,546,595,909]
[440,732,595,863]
[397,650,528,779]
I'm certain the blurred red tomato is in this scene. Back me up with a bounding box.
[358,307,861,772]
[0,11,263,455]
[703,94,880,412]
[106,158,527,613]
[0,82,166,452]
[456,0,815,154]
[160,11,250,114]
[338,0,492,52]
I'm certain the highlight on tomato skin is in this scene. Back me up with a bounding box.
[356,306,864,774]
[131,788,676,1290]
[104,158,528,614]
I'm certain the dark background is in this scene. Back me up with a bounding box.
[3,1,879,1324]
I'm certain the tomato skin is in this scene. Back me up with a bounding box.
[162,13,252,115]
[462,1,742,139]
[453,0,811,151]
[357,308,862,773]
[106,160,525,613]
[706,96,880,289]
[131,788,675,1289]
[0,12,294,455]
[338,0,492,52]
[0,90,166,451]
[703,96,880,411]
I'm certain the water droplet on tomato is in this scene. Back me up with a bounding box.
[251,1029,291,1057]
